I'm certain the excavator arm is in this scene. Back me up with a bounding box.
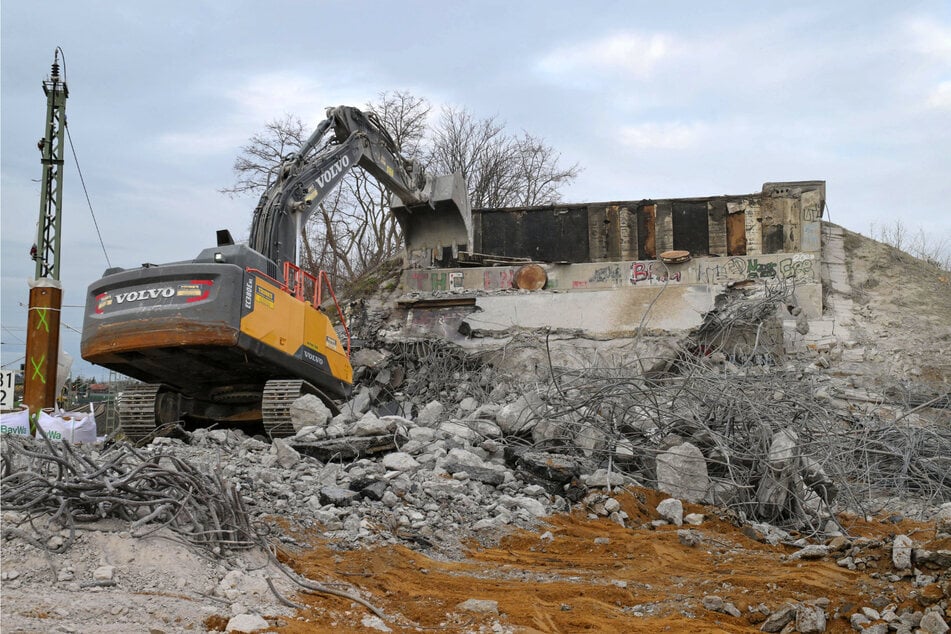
[249,106,472,270]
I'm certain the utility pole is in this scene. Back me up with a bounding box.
[23,50,69,430]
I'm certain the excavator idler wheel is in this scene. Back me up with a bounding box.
[262,379,340,440]
[117,383,182,444]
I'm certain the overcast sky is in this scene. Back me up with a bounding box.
[2,1,950,380]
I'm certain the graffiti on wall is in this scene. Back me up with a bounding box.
[406,268,519,292]
[698,257,749,284]
[484,269,514,290]
[802,203,821,222]
[630,261,682,286]
[405,253,816,292]
[407,271,468,291]
[777,256,814,281]
[697,254,815,284]
[588,264,624,285]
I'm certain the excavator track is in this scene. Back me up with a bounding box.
[262,379,339,439]
[117,383,172,443]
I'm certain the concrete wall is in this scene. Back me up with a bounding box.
[402,251,823,336]
[463,286,719,336]
[398,181,826,340]
[405,252,818,293]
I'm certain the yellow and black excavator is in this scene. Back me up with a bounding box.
[81,106,471,440]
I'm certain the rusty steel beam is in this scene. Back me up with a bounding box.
[23,284,62,429]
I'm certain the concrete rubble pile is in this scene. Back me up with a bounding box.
[4,229,951,631]
[307,286,950,540]
[2,290,950,634]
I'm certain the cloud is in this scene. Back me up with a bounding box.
[149,71,326,157]
[617,121,706,150]
[226,71,339,124]
[537,31,676,80]
[926,81,951,110]
[153,69,376,158]
[904,16,951,65]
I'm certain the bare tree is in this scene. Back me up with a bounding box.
[427,106,580,208]
[225,93,580,290]
[220,114,306,196]
[871,220,951,272]
[513,132,581,207]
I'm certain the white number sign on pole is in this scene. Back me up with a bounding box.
[0,371,14,409]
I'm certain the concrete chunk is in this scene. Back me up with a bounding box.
[655,442,709,503]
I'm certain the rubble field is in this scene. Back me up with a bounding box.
[2,225,949,634]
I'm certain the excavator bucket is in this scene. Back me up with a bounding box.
[391,173,472,268]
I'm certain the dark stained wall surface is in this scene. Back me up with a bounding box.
[476,207,590,263]
[672,201,710,256]
[471,181,824,264]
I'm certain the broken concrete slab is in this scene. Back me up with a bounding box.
[655,442,709,503]
[496,392,545,435]
[291,434,403,462]
[442,448,507,486]
[350,412,397,437]
[509,449,580,486]
[290,394,332,432]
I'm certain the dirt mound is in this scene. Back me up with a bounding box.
[839,224,951,390]
[274,487,948,633]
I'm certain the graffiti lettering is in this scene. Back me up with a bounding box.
[747,259,777,279]
[431,272,448,291]
[483,269,515,290]
[778,257,814,281]
[630,261,682,286]
[405,271,428,291]
[698,257,748,284]
[588,265,622,285]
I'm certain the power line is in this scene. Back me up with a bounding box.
[2,356,25,369]
[2,326,26,343]
[65,121,112,268]
[15,302,83,335]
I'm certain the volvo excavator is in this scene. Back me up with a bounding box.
[81,106,471,441]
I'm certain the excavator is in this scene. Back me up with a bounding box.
[81,106,471,441]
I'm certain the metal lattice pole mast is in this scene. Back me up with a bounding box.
[24,52,69,429]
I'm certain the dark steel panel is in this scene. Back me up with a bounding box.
[672,201,710,256]
[637,204,656,260]
[763,224,785,253]
[476,207,589,262]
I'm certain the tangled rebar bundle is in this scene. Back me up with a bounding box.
[497,279,951,531]
[0,432,255,554]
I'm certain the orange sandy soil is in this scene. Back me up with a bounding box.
[247,488,939,633]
